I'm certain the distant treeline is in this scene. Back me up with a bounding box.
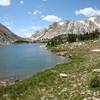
[47,29,100,47]
[14,40,31,43]
[47,34,68,47]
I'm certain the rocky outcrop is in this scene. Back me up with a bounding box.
[31,17,100,42]
[0,23,22,44]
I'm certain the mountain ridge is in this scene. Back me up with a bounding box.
[31,17,100,42]
[0,23,24,44]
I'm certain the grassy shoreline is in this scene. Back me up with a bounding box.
[0,40,100,100]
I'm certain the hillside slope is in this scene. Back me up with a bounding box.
[31,17,100,41]
[0,23,22,44]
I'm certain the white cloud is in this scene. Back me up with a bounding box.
[23,33,33,38]
[19,29,30,37]
[31,26,41,30]
[26,26,42,37]
[19,25,42,37]
[4,21,10,26]
[75,7,100,17]
[28,10,42,16]
[41,15,45,18]
[2,20,13,30]
[42,15,62,22]
[28,11,31,15]
[19,0,24,4]
[7,26,12,30]
[2,21,12,30]
[42,0,47,2]
[0,0,11,6]
[33,10,42,15]
[19,29,28,32]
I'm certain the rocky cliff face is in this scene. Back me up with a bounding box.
[31,17,100,41]
[0,23,22,44]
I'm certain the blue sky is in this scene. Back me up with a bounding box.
[0,0,100,37]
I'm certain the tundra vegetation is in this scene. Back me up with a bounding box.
[0,31,100,100]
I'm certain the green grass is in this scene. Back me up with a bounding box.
[0,39,100,100]
[0,53,84,99]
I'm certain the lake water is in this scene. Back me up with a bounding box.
[0,44,67,81]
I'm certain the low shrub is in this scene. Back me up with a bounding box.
[90,74,100,89]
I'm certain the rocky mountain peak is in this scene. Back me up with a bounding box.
[31,17,100,41]
[88,16,98,21]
